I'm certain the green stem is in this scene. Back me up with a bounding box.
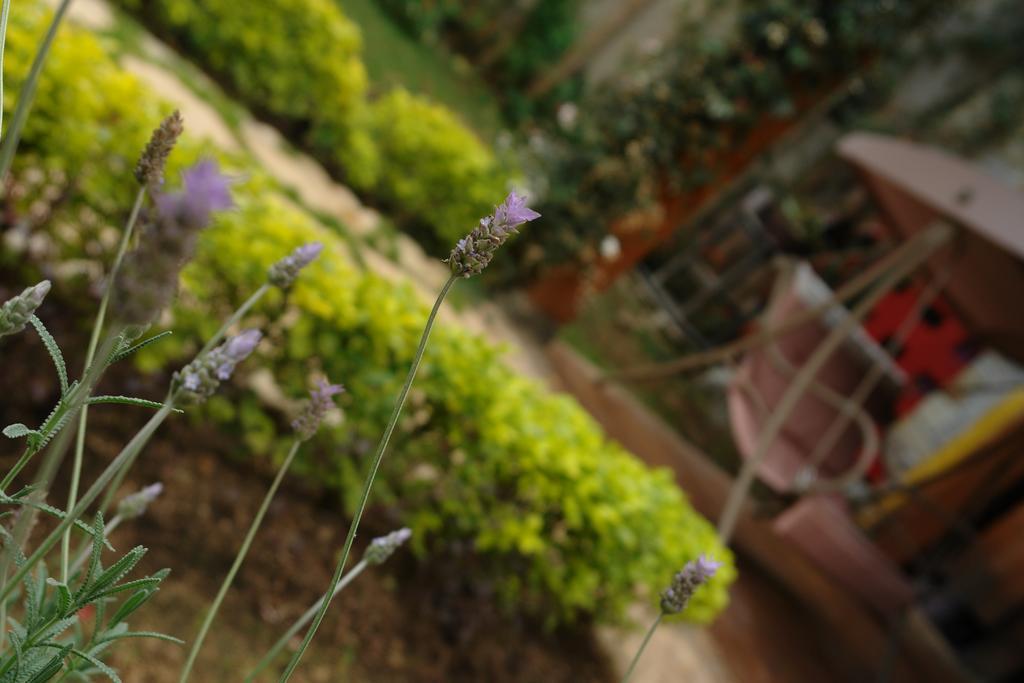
[620,613,663,683]
[0,0,74,180]
[277,275,457,682]
[179,439,303,682]
[0,0,13,138]
[198,283,270,357]
[62,185,146,582]
[0,446,38,492]
[246,559,369,681]
[98,284,269,517]
[0,400,174,602]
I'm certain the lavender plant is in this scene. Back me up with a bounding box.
[275,191,540,681]
[0,90,326,677]
[620,555,722,683]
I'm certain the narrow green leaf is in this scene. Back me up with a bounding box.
[100,630,184,645]
[29,315,68,395]
[86,396,182,413]
[79,546,147,603]
[23,646,70,683]
[109,330,173,364]
[45,578,72,617]
[70,647,121,683]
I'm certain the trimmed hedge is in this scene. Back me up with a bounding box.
[113,0,513,253]
[6,2,734,625]
[360,89,507,248]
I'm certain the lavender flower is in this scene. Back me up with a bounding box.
[154,159,234,230]
[363,528,412,565]
[114,160,235,325]
[292,378,344,441]
[0,280,50,338]
[175,329,261,403]
[135,110,184,189]
[117,482,164,520]
[660,555,721,615]
[446,191,541,278]
[268,242,323,289]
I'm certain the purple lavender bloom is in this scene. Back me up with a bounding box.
[292,378,345,440]
[114,161,235,326]
[117,482,164,519]
[216,329,262,380]
[268,242,324,288]
[494,191,542,228]
[446,191,541,278]
[176,329,262,403]
[660,554,721,615]
[154,159,234,230]
[363,528,412,565]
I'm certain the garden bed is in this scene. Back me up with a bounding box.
[0,300,614,682]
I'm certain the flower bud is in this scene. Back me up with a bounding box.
[446,192,540,278]
[135,110,184,189]
[660,555,721,615]
[292,378,344,441]
[363,528,412,565]
[268,242,323,289]
[0,280,51,338]
[175,329,261,403]
[117,483,164,520]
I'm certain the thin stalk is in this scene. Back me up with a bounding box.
[98,284,269,516]
[62,186,146,582]
[0,400,174,602]
[277,275,457,682]
[179,440,303,682]
[246,559,369,681]
[0,0,12,137]
[0,0,74,179]
[198,283,270,357]
[620,613,663,683]
[0,446,38,493]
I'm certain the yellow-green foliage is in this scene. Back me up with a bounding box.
[3,4,158,217]
[360,89,508,247]
[7,4,735,624]
[158,201,735,624]
[114,0,376,194]
[112,0,513,251]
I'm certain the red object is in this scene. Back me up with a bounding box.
[865,285,974,415]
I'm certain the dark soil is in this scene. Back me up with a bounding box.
[0,290,614,683]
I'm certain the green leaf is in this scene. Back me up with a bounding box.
[22,645,70,683]
[99,630,183,645]
[46,578,73,617]
[109,330,173,364]
[70,647,122,683]
[2,423,38,439]
[0,497,114,551]
[29,315,68,395]
[86,395,181,413]
[78,546,148,605]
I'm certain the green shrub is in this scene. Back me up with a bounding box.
[356,89,508,248]
[149,200,734,625]
[113,0,515,253]
[8,3,735,625]
[115,0,368,171]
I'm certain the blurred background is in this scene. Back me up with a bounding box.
[2,0,1024,680]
